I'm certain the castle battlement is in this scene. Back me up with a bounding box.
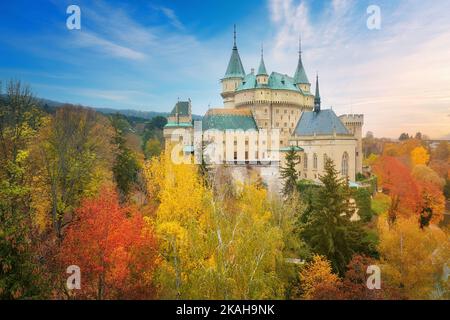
[339,114,364,125]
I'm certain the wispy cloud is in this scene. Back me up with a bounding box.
[158,6,185,31]
[70,32,146,60]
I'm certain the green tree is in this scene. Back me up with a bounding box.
[353,188,374,222]
[110,114,141,199]
[300,158,372,275]
[280,147,300,197]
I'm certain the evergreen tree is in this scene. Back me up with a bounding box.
[280,147,300,197]
[300,158,372,275]
[111,114,140,199]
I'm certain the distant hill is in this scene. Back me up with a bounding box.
[32,97,202,121]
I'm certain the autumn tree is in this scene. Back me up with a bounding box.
[34,106,115,239]
[0,81,48,298]
[280,147,300,197]
[300,158,373,275]
[340,254,403,300]
[145,151,285,299]
[297,255,342,300]
[373,156,420,224]
[410,146,430,166]
[144,138,162,159]
[432,141,449,162]
[59,186,158,299]
[378,216,450,299]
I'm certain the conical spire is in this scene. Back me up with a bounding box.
[314,73,321,112]
[224,24,246,79]
[293,35,310,85]
[257,43,268,76]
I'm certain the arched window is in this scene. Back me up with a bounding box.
[304,154,308,170]
[323,153,328,169]
[313,153,318,170]
[342,152,349,177]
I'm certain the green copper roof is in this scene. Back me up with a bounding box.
[224,28,245,79]
[293,53,309,85]
[237,72,314,95]
[280,146,304,152]
[164,122,193,128]
[224,47,245,79]
[169,101,191,116]
[202,109,258,131]
[294,109,350,136]
[257,49,268,75]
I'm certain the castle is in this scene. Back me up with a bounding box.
[164,27,363,190]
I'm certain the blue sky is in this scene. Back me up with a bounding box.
[0,0,449,138]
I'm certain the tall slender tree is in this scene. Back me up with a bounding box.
[280,147,300,197]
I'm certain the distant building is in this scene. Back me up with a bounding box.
[164,26,364,190]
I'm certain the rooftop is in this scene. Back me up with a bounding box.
[294,109,351,136]
[202,108,258,131]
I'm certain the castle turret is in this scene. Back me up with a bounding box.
[293,36,311,93]
[339,114,364,175]
[221,25,245,108]
[256,44,269,85]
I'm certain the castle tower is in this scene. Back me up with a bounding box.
[221,25,246,108]
[256,44,268,85]
[293,36,311,93]
[339,114,364,175]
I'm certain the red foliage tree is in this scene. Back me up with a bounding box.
[59,186,158,299]
[373,156,421,223]
[341,255,403,300]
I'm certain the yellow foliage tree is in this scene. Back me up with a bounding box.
[144,150,285,299]
[144,150,214,299]
[378,216,449,299]
[411,146,430,166]
[298,255,342,300]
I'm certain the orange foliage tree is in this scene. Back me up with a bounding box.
[298,255,343,300]
[373,156,420,223]
[60,186,158,299]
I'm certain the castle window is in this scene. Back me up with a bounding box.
[323,154,328,169]
[284,109,287,114]
[280,140,283,145]
[313,153,318,170]
[276,109,279,114]
[265,108,268,113]
[276,122,279,127]
[284,123,287,127]
[342,152,349,177]
[304,154,308,170]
